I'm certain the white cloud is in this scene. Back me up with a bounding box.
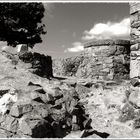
[64,42,84,53]
[82,18,130,40]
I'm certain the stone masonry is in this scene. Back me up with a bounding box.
[130,3,140,79]
[83,39,130,80]
[53,39,130,80]
[53,3,140,81]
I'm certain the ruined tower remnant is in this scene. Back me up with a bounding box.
[130,3,140,79]
[53,39,130,80]
[83,39,130,80]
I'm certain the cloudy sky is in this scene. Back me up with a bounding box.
[33,3,130,58]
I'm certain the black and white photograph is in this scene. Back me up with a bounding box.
[0,1,139,138]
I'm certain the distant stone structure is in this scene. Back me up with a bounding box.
[53,39,130,80]
[83,39,130,80]
[130,3,140,79]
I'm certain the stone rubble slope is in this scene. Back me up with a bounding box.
[1,49,140,138]
[72,78,140,138]
[0,51,103,138]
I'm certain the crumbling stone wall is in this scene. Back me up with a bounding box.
[130,3,140,79]
[53,39,130,81]
[19,52,53,78]
[83,39,130,80]
[53,55,85,77]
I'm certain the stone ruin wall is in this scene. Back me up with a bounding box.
[2,3,140,81]
[83,39,130,80]
[53,3,140,81]
[53,39,130,81]
[130,3,140,79]
[19,52,53,78]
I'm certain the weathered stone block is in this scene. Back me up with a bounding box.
[137,26,140,31]
[131,28,140,36]
[131,38,140,44]
[118,103,135,122]
[136,50,140,55]
[133,117,140,129]
[84,39,130,47]
[129,88,140,107]
[1,115,18,133]
[104,58,113,64]
[130,3,140,14]
[131,52,138,60]
[10,103,33,117]
[30,91,41,101]
[0,129,9,138]
[19,118,32,136]
[94,45,117,57]
[130,59,140,78]
[36,106,49,119]
[131,44,140,51]
[115,45,125,55]
[137,56,140,60]
[100,68,110,73]
[72,115,77,123]
[106,72,114,80]
[131,35,139,42]
[130,78,140,87]
[131,21,140,28]
[130,13,139,24]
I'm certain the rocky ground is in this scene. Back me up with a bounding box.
[53,74,140,138]
[0,51,109,138]
[0,50,140,138]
